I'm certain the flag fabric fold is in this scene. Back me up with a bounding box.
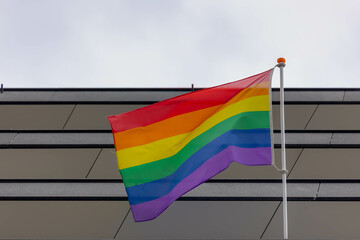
[107,69,274,222]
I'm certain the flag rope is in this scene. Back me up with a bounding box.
[272,164,289,174]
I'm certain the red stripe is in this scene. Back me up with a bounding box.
[108,69,271,133]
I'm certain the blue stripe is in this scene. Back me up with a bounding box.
[127,128,271,205]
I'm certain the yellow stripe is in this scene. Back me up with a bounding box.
[116,94,269,170]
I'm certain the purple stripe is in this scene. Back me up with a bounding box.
[130,146,271,222]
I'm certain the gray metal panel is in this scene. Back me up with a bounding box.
[274,132,332,145]
[0,149,100,179]
[0,91,55,101]
[1,90,349,102]
[272,105,317,130]
[0,182,126,197]
[271,91,280,102]
[0,182,319,198]
[64,104,147,130]
[117,201,279,240]
[0,105,74,130]
[331,133,360,144]
[306,105,360,130]
[272,91,344,102]
[184,183,318,198]
[4,182,360,200]
[68,104,318,130]
[289,149,360,179]
[0,201,128,239]
[2,132,337,146]
[343,91,360,101]
[263,202,360,239]
[10,133,114,145]
[0,133,16,144]
[319,183,360,197]
[1,90,347,102]
[213,149,302,179]
[52,91,189,102]
[87,149,121,179]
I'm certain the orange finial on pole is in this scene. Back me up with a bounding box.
[277,57,286,64]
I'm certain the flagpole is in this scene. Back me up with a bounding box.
[277,57,288,239]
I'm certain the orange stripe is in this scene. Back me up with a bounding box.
[113,81,269,150]
[114,105,220,150]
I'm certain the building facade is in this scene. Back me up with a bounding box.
[0,88,360,239]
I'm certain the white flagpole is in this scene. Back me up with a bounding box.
[277,57,288,239]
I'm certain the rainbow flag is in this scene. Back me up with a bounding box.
[107,69,274,222]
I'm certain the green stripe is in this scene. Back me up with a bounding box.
[121,111,270,187]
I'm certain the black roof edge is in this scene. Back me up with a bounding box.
[2,88,360,92]
[2,101,360,105]
[0,144,359,149]
[0,129,359,133]
[1,196,359,201]
[0,179,359,183]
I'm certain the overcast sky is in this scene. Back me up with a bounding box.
[0,0,359,88]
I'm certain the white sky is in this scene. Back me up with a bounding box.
[0,0,359,88]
